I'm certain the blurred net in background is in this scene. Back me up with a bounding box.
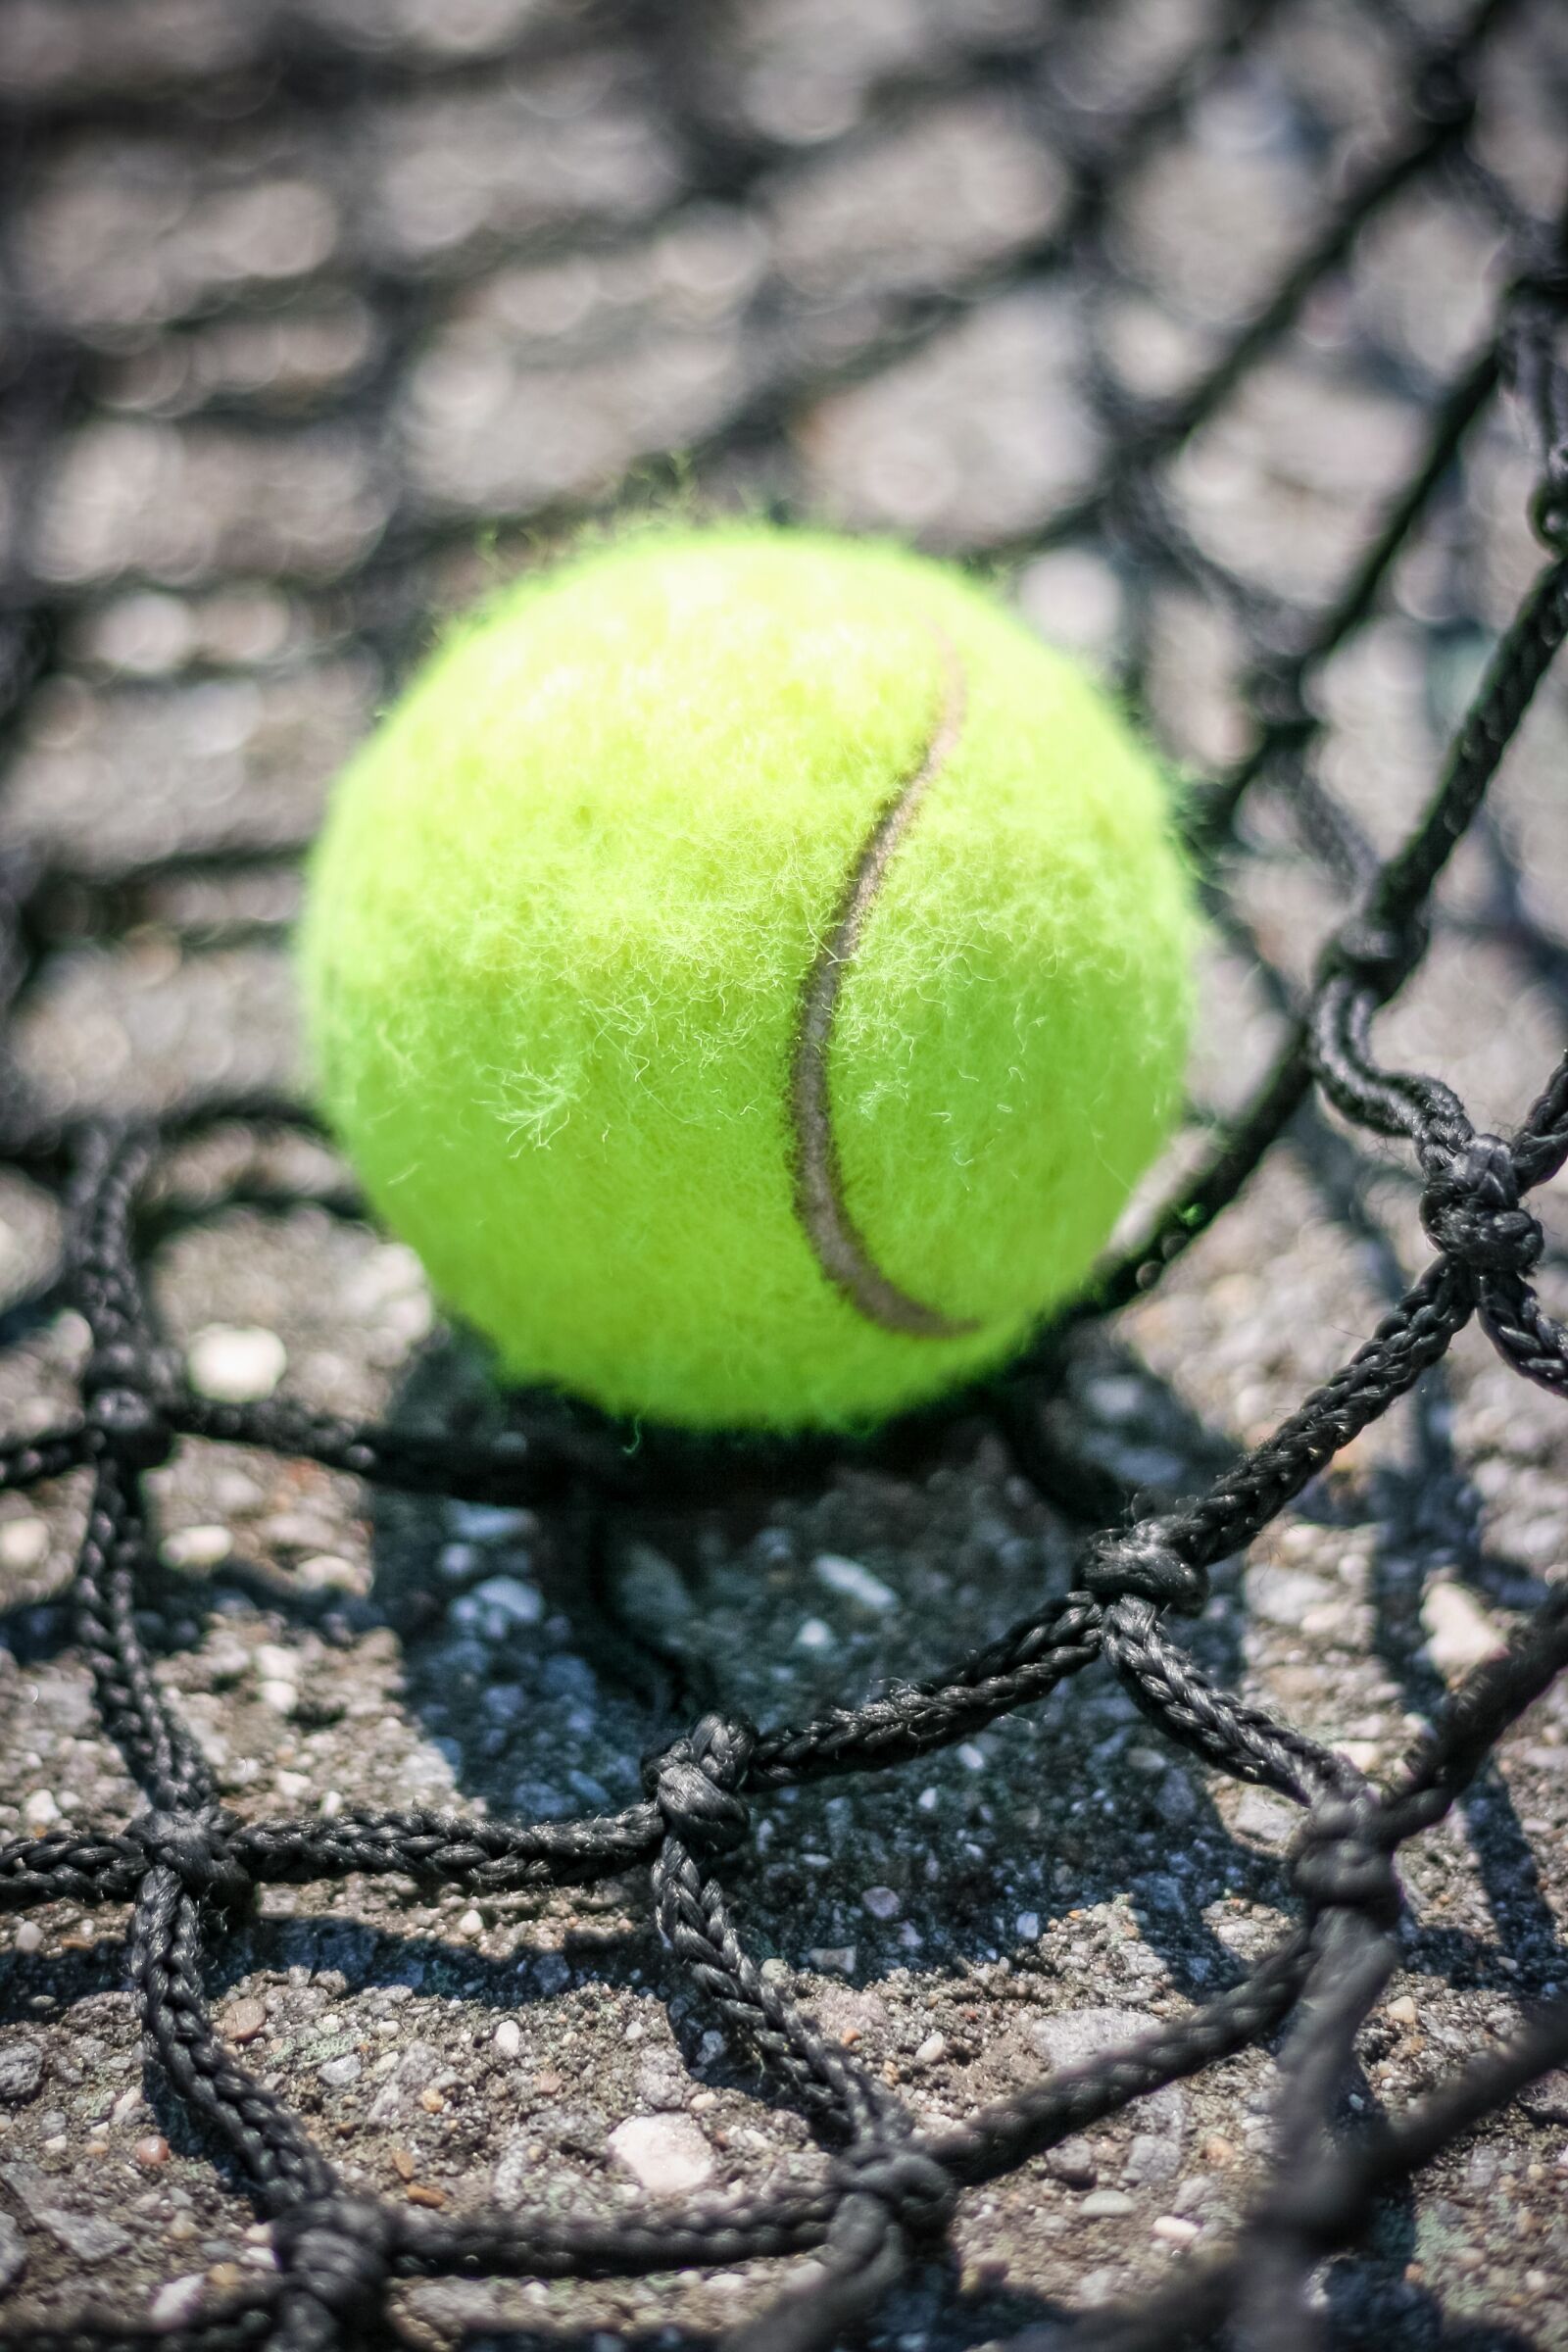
[1,0,1568,2346]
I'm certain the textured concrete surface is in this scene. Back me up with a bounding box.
[2,0,1568,2343]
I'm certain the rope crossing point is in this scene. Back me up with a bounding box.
[0,2,1566,2346]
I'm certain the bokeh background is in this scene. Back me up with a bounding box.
[1,0,1568,2342]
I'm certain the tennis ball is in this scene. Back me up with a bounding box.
[301,526,1193,1432]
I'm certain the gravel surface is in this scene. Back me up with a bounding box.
[3,1,1568,2344]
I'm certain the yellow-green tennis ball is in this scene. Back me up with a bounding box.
[301,526,1194,1433]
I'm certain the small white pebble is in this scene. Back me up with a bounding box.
[494,2020,522,2058]
[161,1524,232,1571]
[187,1325,287,1403]
[14,1922,43,1954]
[274,1771,311,1804]
[23,1790,60,1831]
[254,1643,297,1682]
[319,1790,343,1820]
[351,1241,428,1317]
[318,2052,362,2088]
[914,2034,947,2066]
[1152,2215,1201,2244]
[957,1742,986,1772]
[609,2114,714,2195]
[458,1908,484,1936]
[807,1945,857,1977]
[917,1787,939,1812]
[260,1682,298,1716]
[862,1886,900,1920]
[1421,1582,1503,1675]
[149,2276,207,2328]
[472,1575,543,1627]
[1015,1911,1042,1941]
[812,1553,897,1612]
[295,1554,361,1593]
[0,1519,50,1572]
[794,1617,836,1652]
[112,2086,147,2125]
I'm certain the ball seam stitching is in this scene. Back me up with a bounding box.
[786,619,982,1341]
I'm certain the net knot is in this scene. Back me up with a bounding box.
[274,2196,393,2322]
[83,1384,173,1472]
[1290,1801,1401,1928]
[1318,910,1425,1001]
[1421,1135,1542,1278]
[1084,1521,1207,1614]
[1246,660,1313,736]
[1411,42,1475,126]
[645,1711,757,1854]
[838,2140,956,2236]
[132,1807,249,1901]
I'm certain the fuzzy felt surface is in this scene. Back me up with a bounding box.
[300,526,1195,1430]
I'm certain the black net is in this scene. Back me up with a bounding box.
[1,0,1568,2345]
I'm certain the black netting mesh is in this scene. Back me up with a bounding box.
[1,0,1568,2346]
